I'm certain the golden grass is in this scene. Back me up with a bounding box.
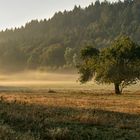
[0,89,140,139]
[1,89,140,114]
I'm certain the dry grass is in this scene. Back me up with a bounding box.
[0,88,140,140]
[0,72,140,139]
[1,89,140,114]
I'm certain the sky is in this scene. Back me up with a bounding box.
[0,0,119,30]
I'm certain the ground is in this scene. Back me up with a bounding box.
[0,72,140,140]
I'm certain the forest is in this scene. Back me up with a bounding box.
[0,0,140,72]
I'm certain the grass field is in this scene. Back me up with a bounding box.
[0,72,140,140]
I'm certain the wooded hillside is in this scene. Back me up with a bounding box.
[0,0,139,71]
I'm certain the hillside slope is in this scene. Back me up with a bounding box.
[0,0,140,71]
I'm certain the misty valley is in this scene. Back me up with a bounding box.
[0,0,140,140]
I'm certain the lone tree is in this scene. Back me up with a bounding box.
[78,36,140,94]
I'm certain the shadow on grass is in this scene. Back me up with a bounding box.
[0,100,140,139]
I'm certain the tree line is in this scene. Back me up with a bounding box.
[0,0,139,71]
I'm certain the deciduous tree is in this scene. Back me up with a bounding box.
[78,36,140,94]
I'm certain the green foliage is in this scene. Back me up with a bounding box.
[0,0,140,71]
[78,36,140,94]
[78,46,99,83]
[64,47,74,65]
[64,47,80,67]
[41,44,65,67]
[81,46,99,60]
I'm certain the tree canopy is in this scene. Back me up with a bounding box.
[78,36,140,94]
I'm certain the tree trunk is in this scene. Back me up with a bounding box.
[114,83,121,95]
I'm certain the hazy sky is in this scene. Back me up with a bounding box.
[0,0,118,30]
